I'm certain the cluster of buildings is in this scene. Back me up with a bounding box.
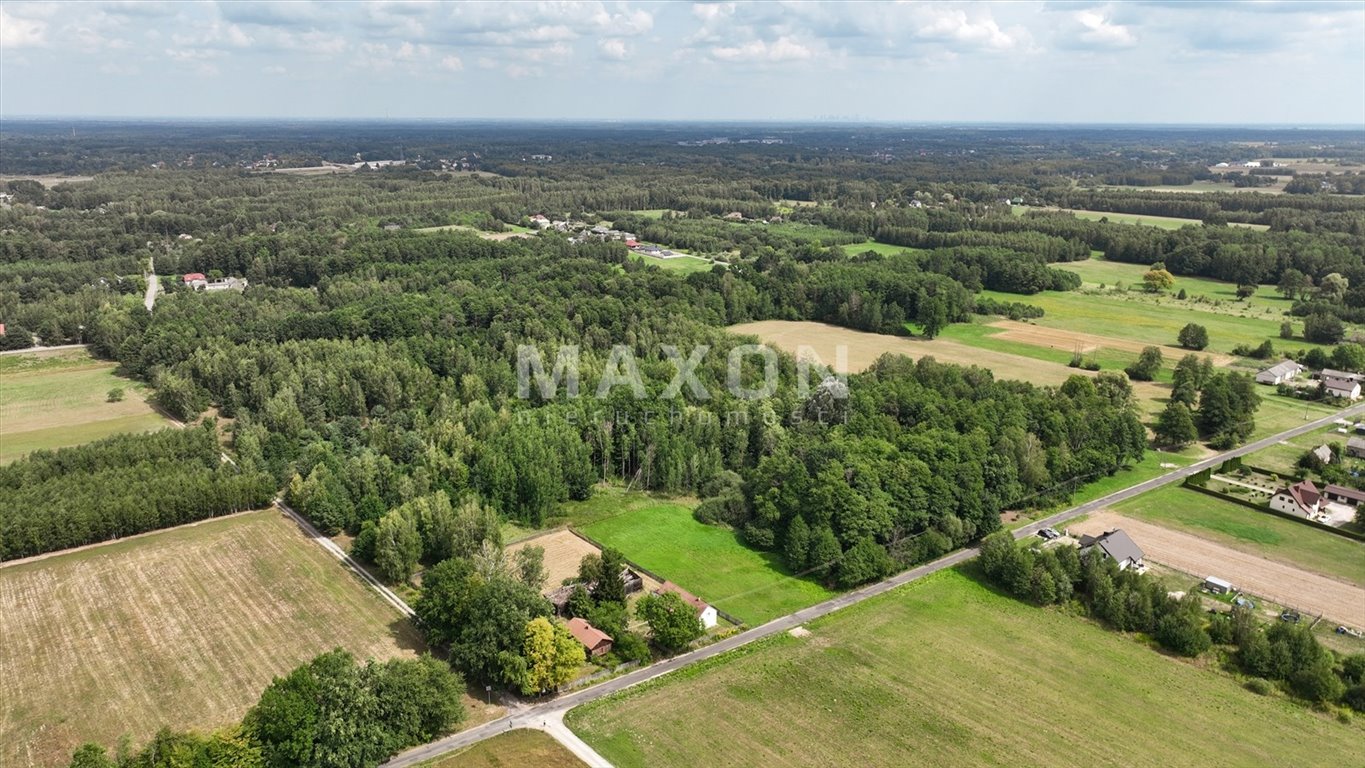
[527,215,641,244]
[182,273,248,293]
[1255,361,1362,400]
[1269,477,1365,522]
[551,569,717,659]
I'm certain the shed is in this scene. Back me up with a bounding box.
[1348,436,1365,459]
[1324,484,1365,507]
[1203,576,1234,594]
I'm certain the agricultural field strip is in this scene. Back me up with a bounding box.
[277,500,415,617]
[1072,513,1364,626]
[381,399,1365,768]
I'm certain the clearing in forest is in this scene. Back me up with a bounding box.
[0,348,172,464]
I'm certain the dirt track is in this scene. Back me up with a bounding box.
[1071,512,1365,627]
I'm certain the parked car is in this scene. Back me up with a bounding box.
[1280,610,1301,624]
[1336,625,1364,638]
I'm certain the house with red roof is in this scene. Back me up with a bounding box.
[1270,479,1321,518]
[654,581,718,629]
[566,617,613,657]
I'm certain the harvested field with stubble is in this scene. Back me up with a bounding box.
[728,320,1081,383]
[0,510,428,768]
[727,321,1166,409]
[1072,512,1365,627]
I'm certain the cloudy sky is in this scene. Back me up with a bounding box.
[2,1,1362,124]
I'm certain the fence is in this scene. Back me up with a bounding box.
[1182,482,1365,543]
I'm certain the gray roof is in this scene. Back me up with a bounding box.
[1258,360,1302,378]
[1083,529,1144,565]
[1350,436,1365,450]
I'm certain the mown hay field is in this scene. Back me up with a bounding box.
[568,569,1363,768]
[0,510,430,768]
[0,348,172,464]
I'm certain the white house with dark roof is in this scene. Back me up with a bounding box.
[1270,479,1321,518]
[1078,529,1145,571]
[1321,369,1362,400]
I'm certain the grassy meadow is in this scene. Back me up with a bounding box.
[0,348,171,464]
[578,498,835,625]
[567,569,1361,768]
[626,251,718,274]
[0,510,448,768]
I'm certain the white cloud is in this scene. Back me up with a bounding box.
[440,54,462,71]
[713,36,814,63]
[911,6,1020,52]
[262,64,287,75]
[0,9,48,48]
[598,38,629,61]
[1072,10,1138,48]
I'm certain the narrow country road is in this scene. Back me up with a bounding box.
[275,500,416,618]
[381,398,1365,768]
[0,343,89,357]
[144,256,159,312]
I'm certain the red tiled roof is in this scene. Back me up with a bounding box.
[183,273,206,282]
[566,617,612,650]
[1286,479,1320,510]
[655,581,710,616]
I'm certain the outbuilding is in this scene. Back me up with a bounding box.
[566,617,613,657]
[1255,360,1304,386]
[655,581,718,629]
[1203,576,1234,595]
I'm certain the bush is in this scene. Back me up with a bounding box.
[1178,323,1209,350]
[1303,313,1345,344]
[1245,678,1275,696]
[107,387,125,403]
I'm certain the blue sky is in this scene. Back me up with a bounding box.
[1,1,1362,124]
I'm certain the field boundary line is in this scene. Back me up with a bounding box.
[275,500,416,618]
[0,508,264,570]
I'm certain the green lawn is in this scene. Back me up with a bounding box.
[1056,258,1303,321]
[1246,423,1350,475]
[838,240,922,257]
[568,569,1362,768]
[1112,485,1365,587]
[579,500,834,625]
[977,285,1330,355]
[626,251,718,275]
[0,349,171,464]
[937,318,1151,379]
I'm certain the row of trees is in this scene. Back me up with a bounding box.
[0,424,276,560]
[66,650,465,768]
[978,532,1365,710]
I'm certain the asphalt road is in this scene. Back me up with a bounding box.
[383,399,1365,767]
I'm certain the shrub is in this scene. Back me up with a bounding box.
[1178,323,1209,350]
[1245,678,1275,696]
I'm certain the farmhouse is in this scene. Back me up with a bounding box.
[1255,360,1304,386]
[655,581,718,629]
[1270,479,1321,517]
[1320,369,1362,400]
[182,272,207,289]
[566,617,613,657]
[1323,484,1365,507]
[1077,529,1145,571]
